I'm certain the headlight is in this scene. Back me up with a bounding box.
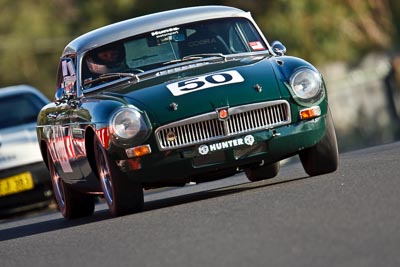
[290,68,323,101]
[110,107,145,140]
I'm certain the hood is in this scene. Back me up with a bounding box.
[105,56,284,125]
[0,123,43,171]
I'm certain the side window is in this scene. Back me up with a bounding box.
[56,57,77,97]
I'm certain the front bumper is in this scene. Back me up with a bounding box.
[0,162,53,216]
[119,115,327,184]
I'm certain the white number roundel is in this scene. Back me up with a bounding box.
[166,70,244,96]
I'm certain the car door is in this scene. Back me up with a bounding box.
[47,57,84,185]
[56,57,102,191]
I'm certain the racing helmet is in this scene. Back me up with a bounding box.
[86,43,126,74]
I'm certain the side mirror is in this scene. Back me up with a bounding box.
[271,41,287,56]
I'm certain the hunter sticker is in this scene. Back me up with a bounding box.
[198,135,255,155]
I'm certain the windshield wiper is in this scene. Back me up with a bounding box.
[163,53,227,65]
[84,72,139,86]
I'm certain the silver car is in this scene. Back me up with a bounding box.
[0,85,53,217]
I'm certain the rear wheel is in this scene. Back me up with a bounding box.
[46,150,95,219]
[299,111,339,176]
[94,138,144,217]
[245,161,280,182]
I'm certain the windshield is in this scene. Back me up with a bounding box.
[82,18,267,89]
[0,93,47,129]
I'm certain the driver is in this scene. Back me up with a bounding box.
[85,43,127,75]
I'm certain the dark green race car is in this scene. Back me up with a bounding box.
[37,5,338,219]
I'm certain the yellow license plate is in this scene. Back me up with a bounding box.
[0,172,34,197]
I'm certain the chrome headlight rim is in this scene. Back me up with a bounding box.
[110,106,149,144]
[289,68,324,104]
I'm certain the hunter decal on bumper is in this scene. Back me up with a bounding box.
[198,135,255,155]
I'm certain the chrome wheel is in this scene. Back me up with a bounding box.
[94,137,144,216]
[96,144,114,205]
[46,149,95,219]
[47,151,65,209]
[54,173,65,208]
[299,110,339,176]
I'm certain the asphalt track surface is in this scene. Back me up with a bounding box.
[1,142,400,267]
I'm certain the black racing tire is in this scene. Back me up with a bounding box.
[94,137,144,217]
[46,150,95,219]
[245,161,280,182]
[299,111,339,176]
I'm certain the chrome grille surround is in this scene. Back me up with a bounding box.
[155,100,291,151]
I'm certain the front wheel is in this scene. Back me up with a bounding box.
[94,137,144,217]
[299,111,339,176]
[46,150,95,219]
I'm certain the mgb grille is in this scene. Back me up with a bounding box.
[155,100,291,150]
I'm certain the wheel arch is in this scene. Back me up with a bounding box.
[85,126,100,180]
[40,140,50,170]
